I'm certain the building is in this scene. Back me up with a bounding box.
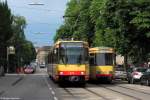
[116,55,124,65]
[36,46,51,65]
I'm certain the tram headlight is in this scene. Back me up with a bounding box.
[60,72,63,75]
[81,71,84,75]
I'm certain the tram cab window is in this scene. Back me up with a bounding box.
[96,53,113,66]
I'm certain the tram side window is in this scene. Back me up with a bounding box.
[48,53,53,64]
[48,54,50,64]
[50,53,53,64]
[59,47,65,64]
[53,48,59,64]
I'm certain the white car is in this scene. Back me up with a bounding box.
[128,67,147,84]
[115,67,127,80]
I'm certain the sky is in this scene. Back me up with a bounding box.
[4,0,69,47]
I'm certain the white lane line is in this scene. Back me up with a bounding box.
[51,91,55,95]
[54,97,58,100]
[6,73,48,76]
[0,97,21,100]
[43,75,59,100]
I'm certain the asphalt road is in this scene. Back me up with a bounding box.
[1,68,150,100]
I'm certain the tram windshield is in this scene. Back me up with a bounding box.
[96,53,113,66]
[59,43,88,64]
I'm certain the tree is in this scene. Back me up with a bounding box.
[54,24,71,42]
[91,0,150,65]
[54,0,94,46]
[0,1,36,72]
[0,1,13,44]
[0,1,13,72]
[55,0,150,65]
[21,41,36,65]
[129,0,150,64]
[11,15,36,67]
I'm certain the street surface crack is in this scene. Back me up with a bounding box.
[12,77,23,86]
[0,91,5,96]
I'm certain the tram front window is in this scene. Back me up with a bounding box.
[96,53,113,66]
[60,47,87,64]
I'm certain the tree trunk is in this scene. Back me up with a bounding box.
[124,54,128,70]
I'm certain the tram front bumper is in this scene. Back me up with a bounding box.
[96,74,113,79]
[58,75,87,82]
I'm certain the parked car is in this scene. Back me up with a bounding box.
[0,66,5,76]
[30,63,36,73]
[127,67,147,84]
[24,65,34,74]
[140,68,150,86]
[115,66,127,80]
[40,64,46,68]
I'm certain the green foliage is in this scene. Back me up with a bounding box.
[0,1,13,45]
[54,25,71,42]
[0,1,14,70]
[20,41,36,64]
[11,15,36,66]
[0,0,36,72]
[55,0,150,63]
[55,0,94,46]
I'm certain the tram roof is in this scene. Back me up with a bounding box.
[55,40,88,45]
[51,40,88,48]
[89,47,114,53]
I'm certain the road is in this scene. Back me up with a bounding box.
[1,68,150,100]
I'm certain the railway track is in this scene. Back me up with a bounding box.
[63,88,81,100]
[83,88,110,100]
[86,83,143,100]
[117,85,150,95]
[47,76,150,100]
[100,85,142,100]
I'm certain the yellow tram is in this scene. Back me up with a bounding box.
[89,47,115,83]
[47,40,89,85]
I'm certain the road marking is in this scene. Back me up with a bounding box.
[12,77,23,86]
[0,97,21,100]
[43,75,59,100]
[51,91,55,95]
[6,73,48,76]
[54,97,58,100]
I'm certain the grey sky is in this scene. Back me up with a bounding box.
[5,0,68,47]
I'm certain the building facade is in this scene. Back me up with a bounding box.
[36,46,51,66]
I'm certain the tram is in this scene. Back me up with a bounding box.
[47,40,89,85]
[89,47,115,83]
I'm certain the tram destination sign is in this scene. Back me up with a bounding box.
[61,42,83,48]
